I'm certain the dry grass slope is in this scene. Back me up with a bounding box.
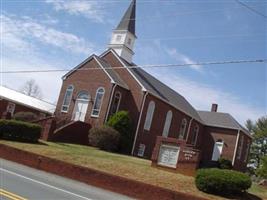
[0,140,266,200]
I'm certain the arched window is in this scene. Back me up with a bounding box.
[144,101,155,131]
[191,125,199,145]
[178,118,187,139]
[162,110,172,137]
[110,91,121,116]
[91,87,105,117]
[61,85,74,112]
[77,91,89,100]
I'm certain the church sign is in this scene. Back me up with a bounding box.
[157,144,180,168]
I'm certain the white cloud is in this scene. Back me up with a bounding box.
[0,13,97,102]
[45,0,105,22]
[146,68,265,125]
[166,48,202,71]
[1,14,94,55]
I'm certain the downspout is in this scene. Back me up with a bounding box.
[232,129,240,166]
[104,84,117,123]
[186,117,193,142]
[131,91,148,155]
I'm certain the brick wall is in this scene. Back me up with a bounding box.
[133,94,203,159]
[0,99,51,119]
[54,57,113,127]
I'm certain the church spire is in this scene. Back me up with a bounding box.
[115,0,136,36]
[108,0,137,63]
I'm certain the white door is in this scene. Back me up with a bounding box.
[73,100,89,122]
[212,141,224,161]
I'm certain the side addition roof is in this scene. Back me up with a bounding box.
[115,0,136,36]
[198,111,252,137]
[0,86,55,114]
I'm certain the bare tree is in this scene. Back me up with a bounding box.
[20,79,43,99]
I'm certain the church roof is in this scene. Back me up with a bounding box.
[115,0,136,35]
[112,52,203,123]
[0,86,55,114]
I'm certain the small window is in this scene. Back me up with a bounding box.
[137,144,146,157]
[237,135,244,160]
[191,125,199,145]
[61,85,74,112]
[109,91,121,116]
[162,110,172,137]
[91,87,105,117]
[144,101,155,131]
[178,118,187,139]
[6,102,16,116]
[127,38,132,45]
[116,35,122,42]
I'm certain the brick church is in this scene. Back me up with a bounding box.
[43,0,251,172]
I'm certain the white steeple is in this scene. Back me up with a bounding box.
[108,0,136,63]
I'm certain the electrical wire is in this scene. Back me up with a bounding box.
[1,59,266,74]
[235,0,267,19]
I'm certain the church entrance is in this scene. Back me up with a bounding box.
[72,92,89,122]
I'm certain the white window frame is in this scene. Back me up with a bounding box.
[137,144,146,157]
[6,102,16,116]
[116,35,122,42]
[162,110,172,137]
[91,87,105,118]
[178,118,187,139]
[191,125,199,146]
[61,85,74,113]
[144,101,155,131]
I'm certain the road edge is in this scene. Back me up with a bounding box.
[0,143,208,200]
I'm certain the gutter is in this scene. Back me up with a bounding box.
[131,91,148,155]
[232,129,240,166]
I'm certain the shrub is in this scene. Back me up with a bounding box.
[218,158,233,169]
[195,168,252,195]
[0,119,41,142]
[256,156,267,179]
[13,112,38,122]
[106,111,132,153]
[88,126,120,152]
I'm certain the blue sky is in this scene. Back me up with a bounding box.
[1,0,266,124]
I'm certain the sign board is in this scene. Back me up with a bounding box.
[157,144,180,168]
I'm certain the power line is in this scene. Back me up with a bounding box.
[1,59,266,74]
[235,0,267,19]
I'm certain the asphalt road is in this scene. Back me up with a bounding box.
[0,159,133,200]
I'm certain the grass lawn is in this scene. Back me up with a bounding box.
[0,140,266,200]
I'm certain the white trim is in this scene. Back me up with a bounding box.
[105,84,117,122]
[93,56,115,84]
[100,49,147,92]
[232,129,240,166]
[143,100,155,131]
[91,87,105,118]
[131,92,148,155]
